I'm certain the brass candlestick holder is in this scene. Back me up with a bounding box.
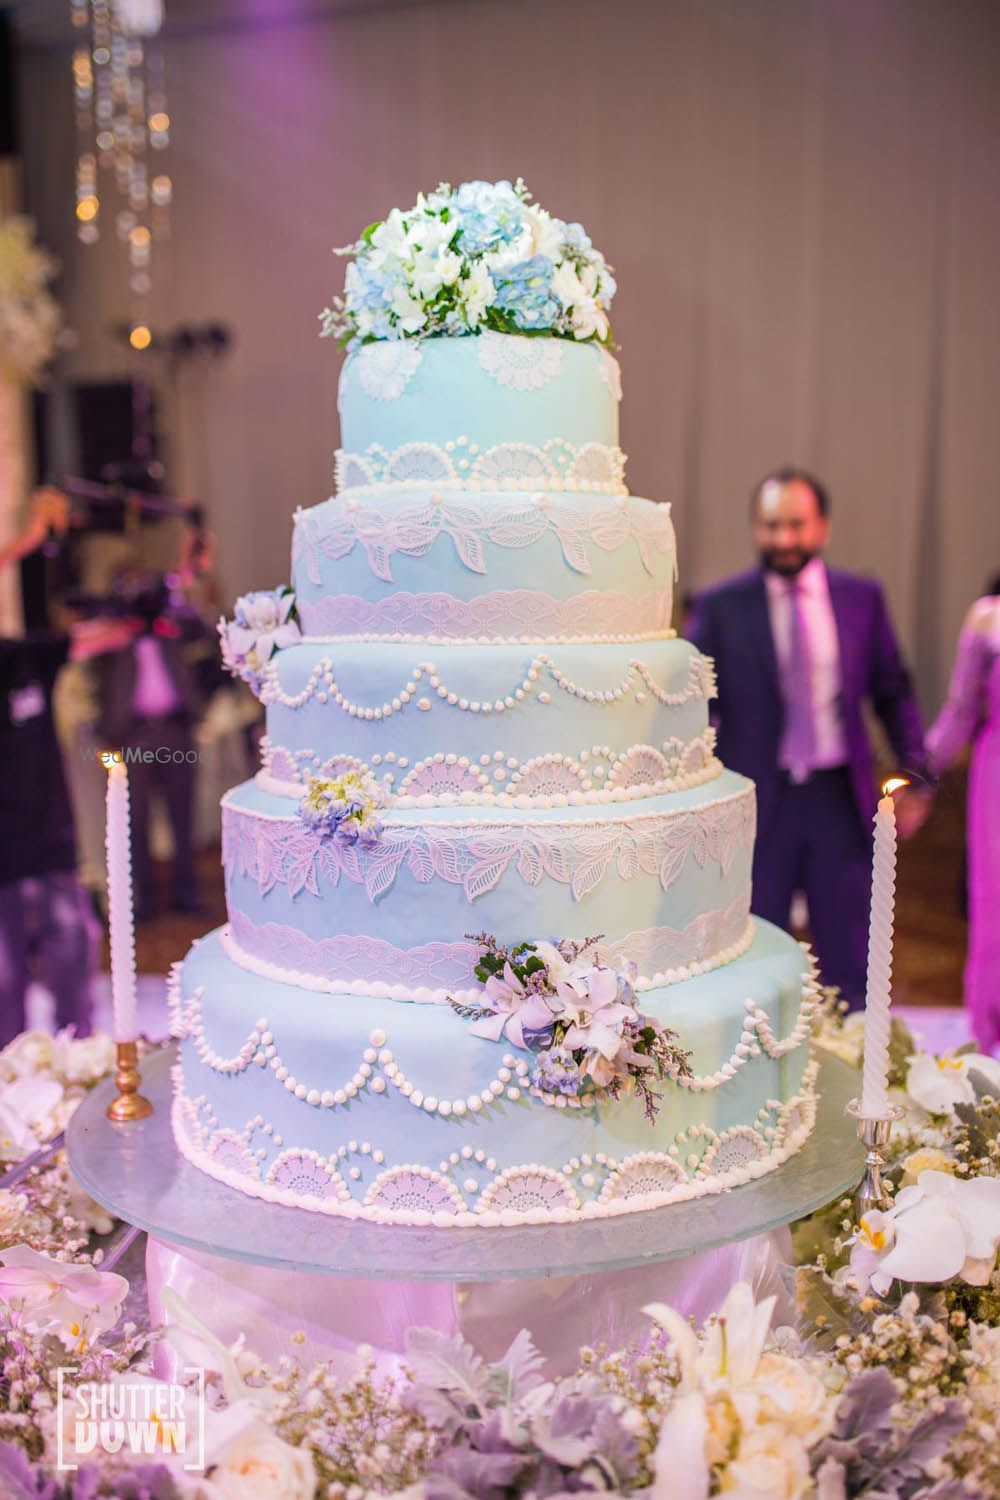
[106,1040,154,1122]
[846,1097,904,1217]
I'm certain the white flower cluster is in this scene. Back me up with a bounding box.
[321,179,616,349]
[0,217,61,386]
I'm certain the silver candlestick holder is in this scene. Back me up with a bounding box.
[846,1098,905,1217]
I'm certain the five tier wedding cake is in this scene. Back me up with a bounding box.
[169,181,819,1226]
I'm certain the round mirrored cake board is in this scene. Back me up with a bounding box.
[69,1044,863,1373]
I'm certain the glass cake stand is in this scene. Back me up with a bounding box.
[68,1043,862,1281]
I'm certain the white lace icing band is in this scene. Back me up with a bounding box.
[256,731,721,809]
[293,493,674,584]
[295,587,673,643]
[220,783,756,904]
[171,1059,819,1228]
[219,902,754,1001]
[335,438,627,497]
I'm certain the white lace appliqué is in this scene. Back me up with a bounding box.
[335,437,627,497]
[475,331,566,391]
[220,897,751,999]
[293,493,674,581]
[221,784,756,904]
[351,341,423,401]
[297,587,672,642]
[596,348,623,401]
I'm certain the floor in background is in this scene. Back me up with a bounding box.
[74,767,969,1039]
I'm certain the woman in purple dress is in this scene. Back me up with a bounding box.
[927,592,1000,1052]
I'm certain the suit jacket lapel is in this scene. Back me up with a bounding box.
[826,569,856,703]
[747,571,781,705]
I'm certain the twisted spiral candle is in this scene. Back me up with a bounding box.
[104,755,139,1042]
[860,787,901,1117]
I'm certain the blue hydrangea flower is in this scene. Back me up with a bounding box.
[492,254,561,330]
[299,771,384,846]
[453,179,525,254]
[532,1045,584,1096]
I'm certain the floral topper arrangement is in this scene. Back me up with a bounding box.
[450,933,692,1120]
[0,216,62,386]
[299,769,386,848]
[218,586,301,695]
[321,179,617,351]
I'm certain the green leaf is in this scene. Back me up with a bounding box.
[360,220,381,245]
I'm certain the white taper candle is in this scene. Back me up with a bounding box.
[104,754,139,1042]
[860,786,900,1117]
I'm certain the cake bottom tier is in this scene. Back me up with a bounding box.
[170,920,820,1227]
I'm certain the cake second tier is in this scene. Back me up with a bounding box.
[221,770,756,1001]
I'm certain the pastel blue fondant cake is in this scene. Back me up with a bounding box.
[171,183,818,1226]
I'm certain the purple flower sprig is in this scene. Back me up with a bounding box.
[299,769,387,847]
[449,933,692,1119]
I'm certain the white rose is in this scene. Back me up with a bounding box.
[189,1403,314,1500]
[722,1421,812,1500]
[755,1352,833,1444]
[54,1033,116,1086]
[2,1029,55,1077]
[525,204,563,261]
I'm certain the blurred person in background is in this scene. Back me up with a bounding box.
[0,488,96,1046]
[79,571,213,922]
[926,577,1000,1053]
[688,466,932,1010]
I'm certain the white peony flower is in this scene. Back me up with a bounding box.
[849,1169,1000,1294]
[905,1050,1000,1115]
[189,1401,315,1500]
[724,1420,813,1500]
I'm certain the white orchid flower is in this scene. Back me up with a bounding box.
[161,1285,275,1410]
[849,1169,1000,1294]
[0,1244,127,1348]
[905,1050,1000,1115]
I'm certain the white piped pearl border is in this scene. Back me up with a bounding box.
[259,650,715,720]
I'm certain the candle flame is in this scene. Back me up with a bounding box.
[100,750,123,772]
[882,776,909,796]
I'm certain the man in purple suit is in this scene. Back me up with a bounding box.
[688,467,931,1008]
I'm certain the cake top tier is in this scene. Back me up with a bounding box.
[321,179,616,350]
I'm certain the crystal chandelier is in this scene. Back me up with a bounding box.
[70,0,171,350]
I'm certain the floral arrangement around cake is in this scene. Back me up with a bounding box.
[321,179,617,349]
[5,1007,1000,1497]
[0,216,62,386]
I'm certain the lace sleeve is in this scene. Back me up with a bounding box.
[927,627,994,772]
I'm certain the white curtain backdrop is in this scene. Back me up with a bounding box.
[15,0,1000,708]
